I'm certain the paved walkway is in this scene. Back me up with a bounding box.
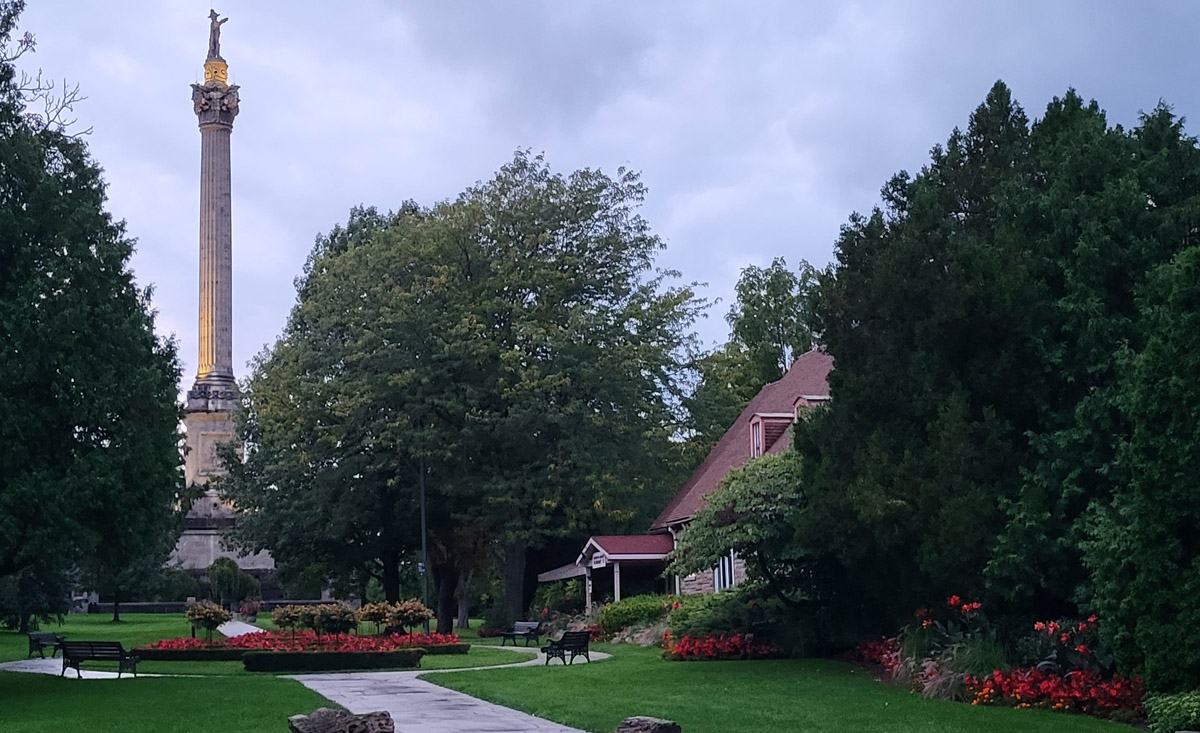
[217,618,265,637]
[0,656,146,679]
[290,646,606,733]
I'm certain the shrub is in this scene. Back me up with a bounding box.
[297,605,319,632]
[136,647,245,661]
[1146,691,1200,733]
[668,589,778,639]
[271,604,302,633]
[242,649,424,672]
[597,595,675,635]
[531,579,586,616]
[417,643,470,655]
[358,602,392,634]
[387,599,433,633]
[481,602,513,634]
[206,558,259,606]
[313,602,358,635]
[238,598,261,618]
[185,600,231,641]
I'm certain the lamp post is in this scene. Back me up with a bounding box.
[419,456,429,633]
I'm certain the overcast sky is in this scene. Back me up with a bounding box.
[16,1,1200,387]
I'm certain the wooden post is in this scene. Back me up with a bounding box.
[585,565,593,610]
[613,561,622,603]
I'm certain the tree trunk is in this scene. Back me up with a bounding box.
[434,562,456,634]
[379,486,401,602]
[503,542,527,622]
[112,589,121,623]
[381,551,401,603]
[455,569,472,629]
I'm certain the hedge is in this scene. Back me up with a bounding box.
[135,648,245,662]
[414,643,470,655]
[242,649,425,672]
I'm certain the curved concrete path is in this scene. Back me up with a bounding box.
[0,655,148,679]
[289,646,609,733]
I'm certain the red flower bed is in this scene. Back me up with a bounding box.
[662,632,784,661]
[965,667,1143,716]
[853,637,900,676]
[147,630,460,653]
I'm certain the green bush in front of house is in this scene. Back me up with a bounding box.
[668,588,776,639]
[597,595,675,635]
[1145,691,1200,733]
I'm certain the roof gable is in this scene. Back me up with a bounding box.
[651,349,832,530]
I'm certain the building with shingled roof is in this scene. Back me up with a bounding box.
[538,349,833,606]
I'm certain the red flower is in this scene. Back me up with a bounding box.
[1075,644,1090,655]
[1060,633,1070,644]
[1087,614,1098,623]
[947,595,962,607]
[1033,621,1046,632]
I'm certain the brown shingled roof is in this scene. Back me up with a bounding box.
[650,349,832,530]
[585,534,675,557]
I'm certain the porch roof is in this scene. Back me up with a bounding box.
[577,534,674,565]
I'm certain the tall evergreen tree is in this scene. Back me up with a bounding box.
[1083,245,1200,691]
[794,82,1043,626]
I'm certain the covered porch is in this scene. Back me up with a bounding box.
[537,534,673,608]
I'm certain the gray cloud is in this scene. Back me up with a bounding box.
[15,0,1200,389]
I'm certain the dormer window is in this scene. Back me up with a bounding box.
[751,420,763,458]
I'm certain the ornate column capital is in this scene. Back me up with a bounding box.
[191,81,240,129]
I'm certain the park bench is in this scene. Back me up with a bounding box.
[542,630,591,665]
[499,620,541,646]
[26,631,64,659]
[60,641,140,678]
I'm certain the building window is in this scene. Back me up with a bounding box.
[713,552,736,592]
[751,421,763,458]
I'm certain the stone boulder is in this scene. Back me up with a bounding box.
[287,708,394,733]
[616,716,681,733]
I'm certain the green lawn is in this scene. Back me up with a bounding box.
[1,613,528,676]
[0,671,330,733]
[0,614,197,663]
[427,645,1138,733]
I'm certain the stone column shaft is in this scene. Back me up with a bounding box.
[197,123,234,380]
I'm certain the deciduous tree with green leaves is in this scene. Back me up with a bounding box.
[222,152,701,625]
[0,2,184,630]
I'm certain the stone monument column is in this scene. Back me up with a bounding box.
[184,17,240,491]
[174,12,271,573]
